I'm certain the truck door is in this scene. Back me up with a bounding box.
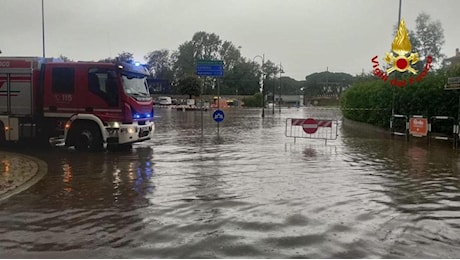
[88,68,119,107]
[43,65,79,117]
[86,68,122,122]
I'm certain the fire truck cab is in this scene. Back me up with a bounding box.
[0,57,155,151]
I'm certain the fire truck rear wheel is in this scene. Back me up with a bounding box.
[74,123,103,152]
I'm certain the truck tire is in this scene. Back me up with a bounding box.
[74,123,103,152]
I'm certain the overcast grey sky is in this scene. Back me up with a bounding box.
[1,0,459,80]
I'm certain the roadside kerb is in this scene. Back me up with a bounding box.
[0,151,47,201]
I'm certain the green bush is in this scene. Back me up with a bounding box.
[341,65,460,128]
[242,92,262,107]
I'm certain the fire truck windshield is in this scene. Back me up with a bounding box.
[121,75,150,97]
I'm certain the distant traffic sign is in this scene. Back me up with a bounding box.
[445,77,460,90]
[213,109,225,123]
[302,118,318,134]
[196,60,224,77]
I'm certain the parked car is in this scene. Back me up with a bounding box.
[156,96,172,106]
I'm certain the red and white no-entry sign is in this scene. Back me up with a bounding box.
[302,118,318,134]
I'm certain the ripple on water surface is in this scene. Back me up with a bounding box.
[2,108,460,258]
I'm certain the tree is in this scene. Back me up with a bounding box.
[173,41,196,78]
[219,41,242,71]
[144,49,174,80]
[178,75,201,99]
[58,54,72,62]
[116,51,135,63]
[192,31,222,60]
[396,12,445,69]
[278,76,303,95]
[304,71,354,97]
[222,58,259,95]
[414,13,445,65]
[260,60,280,80]
[99,51,134,63]
[173,31,245,94]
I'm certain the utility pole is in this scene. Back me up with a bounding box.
[41,0,45,58]
[392,0,402,117]
[279,62,283,114]
[254,54,265,118]
[272,75,275,115]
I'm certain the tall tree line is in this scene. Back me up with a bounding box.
[59,12,448,99]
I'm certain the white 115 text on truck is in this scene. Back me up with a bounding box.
[0,57,155,151]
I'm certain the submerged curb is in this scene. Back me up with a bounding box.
[0,151,47,201]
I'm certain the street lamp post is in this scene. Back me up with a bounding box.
[392,0,402,118]
[279,62,283,114]
[41,0,45,58]
[254,54,265,118]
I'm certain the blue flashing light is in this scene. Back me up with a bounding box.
[133,112,154,119]
[118,61,149,76]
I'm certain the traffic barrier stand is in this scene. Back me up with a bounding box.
[285,118,338,144]
[428,116,458,149]
[390,114,408,140]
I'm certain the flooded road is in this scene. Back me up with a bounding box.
[2,107,460,258]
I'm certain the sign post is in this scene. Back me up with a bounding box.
[445,77,460,136]
[196,60,224,138]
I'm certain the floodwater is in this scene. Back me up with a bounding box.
[2,107,460,258]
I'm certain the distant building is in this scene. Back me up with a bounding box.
[445,48,460,66]
[267,94,304,107]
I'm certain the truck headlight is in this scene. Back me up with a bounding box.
[108,121,121,128]
[127,127,136,134]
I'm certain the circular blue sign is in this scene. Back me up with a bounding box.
[213,109,225,123]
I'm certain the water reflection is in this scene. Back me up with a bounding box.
[33,147,156,209]
[340,121,460,257]
[0,147,159,257]
[61,162,72,193]
[406,145,428,176]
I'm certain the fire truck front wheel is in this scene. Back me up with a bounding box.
[72,123,103,152]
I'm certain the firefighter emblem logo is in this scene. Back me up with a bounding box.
[384,20,419,74]
[371,19,432,87]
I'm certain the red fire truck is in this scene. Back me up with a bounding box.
[0,57,155,151]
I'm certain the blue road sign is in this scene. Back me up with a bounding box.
[196,60,224,77]
[213,109,225,123]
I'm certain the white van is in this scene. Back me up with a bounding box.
[157,96,172,106]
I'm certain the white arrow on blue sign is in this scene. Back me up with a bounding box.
[213,109,225,123]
